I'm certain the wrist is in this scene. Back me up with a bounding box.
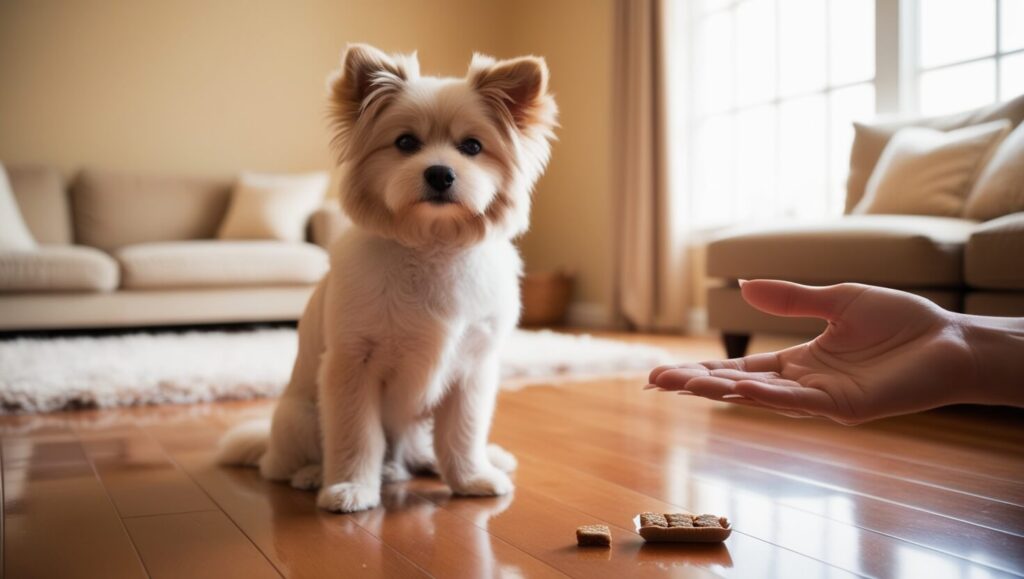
[960,313,1024,406]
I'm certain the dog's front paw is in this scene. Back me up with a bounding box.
[449,468,514,497]
[290,464,322,490]
[317,482,380,513]
[487,444,518,473]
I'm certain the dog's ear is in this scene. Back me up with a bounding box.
[470,54,557,134]
[327,43,411,129]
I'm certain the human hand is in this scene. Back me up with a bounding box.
[648,280,977,424]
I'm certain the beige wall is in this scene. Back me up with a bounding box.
[0,0,615,322]
[501,0,615,321]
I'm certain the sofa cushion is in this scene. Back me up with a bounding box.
[965,212,1024,290]
[6,165,72,245]
[116,241,329,289]
[964,122,1024,221]
[0,165,37,250]
[71,169,233,251]
[217,172,328,242]
[854,121,1010,217]
[0,246,119,292]
[707,215,978,286]
[846,94,1024,213]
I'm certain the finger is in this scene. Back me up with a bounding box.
[679,376,740,400]
[649,364,686,384]
[697,352,783,374]
[740,279,868,322]
[705,368,791,384]
[652,366,711,390]
[734,379,839,415]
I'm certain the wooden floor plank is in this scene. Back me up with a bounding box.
[167,448,433,579]
[358,483,571,579]
[406,478,730,579]
[511,449,1021,579]
[504,385,1024,533]
[125,510,281,579]
[2,433,147,579]
[492,393,1024,577]
[588,382,1024,503]
[76,426,218,518]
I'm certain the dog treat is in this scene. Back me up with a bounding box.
[665,513,694,528]
[639,512,668,528]
[693,514,723,528]
[634,512,731,543]
[576,524,612,547]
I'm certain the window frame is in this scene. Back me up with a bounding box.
[681,0,1019,230]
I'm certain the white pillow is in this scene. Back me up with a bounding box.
[0,164,38,250]
[853,120,1011,217]
[217,172,328,242]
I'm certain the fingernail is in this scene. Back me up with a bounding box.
[643,383,658,390]
[722,394,747,400]
[738,279,748,288]
[677,391,695,396]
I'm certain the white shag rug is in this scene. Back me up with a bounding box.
[0,329,673,414]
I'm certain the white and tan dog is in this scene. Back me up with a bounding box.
[217,44,557,513]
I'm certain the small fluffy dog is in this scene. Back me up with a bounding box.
[217,44,557,513]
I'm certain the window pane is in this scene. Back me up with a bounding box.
[779,0,826,96]
[919,60,997,115]
[692,115,736,225]
[779,95,827,218]
[919,0,996,69]
[695,11,735,115]
[1001,52,1024,101]
[736,105,778,220]
[829,0,874,85]
[1001,0,1024,51]
[736,0,776,106]
[829,84,875,213]
[699,0,736,15]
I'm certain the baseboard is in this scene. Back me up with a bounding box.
[566,301,614,329]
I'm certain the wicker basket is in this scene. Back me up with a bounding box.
[520,270,575,327]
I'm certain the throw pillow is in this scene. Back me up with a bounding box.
[845,93,1024,212]
[0,164,38,250]
[217,172,328,242]
[853,120,1011,217]
[963,122,1024,221]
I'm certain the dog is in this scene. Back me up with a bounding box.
[216,44,557,513]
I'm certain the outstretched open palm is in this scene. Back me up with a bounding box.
[649,280,975,424]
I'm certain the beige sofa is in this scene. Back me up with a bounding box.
[707,97,1024,357]
[0,166,350,331]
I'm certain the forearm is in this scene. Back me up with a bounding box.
[960,314,1024,407]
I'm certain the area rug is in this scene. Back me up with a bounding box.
[0,329,674,414]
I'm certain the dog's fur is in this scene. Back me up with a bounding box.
[216,44,557,513]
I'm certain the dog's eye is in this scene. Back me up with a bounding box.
[395,134,421,153]
[457,138,483,156]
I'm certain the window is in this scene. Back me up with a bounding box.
[916,0,1024,115]
[674,0,1020,229]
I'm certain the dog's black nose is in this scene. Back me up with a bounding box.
[424,165,456,193]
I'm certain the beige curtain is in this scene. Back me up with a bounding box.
[612,0,690,331]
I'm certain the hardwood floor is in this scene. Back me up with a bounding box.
[2,334,1023,578]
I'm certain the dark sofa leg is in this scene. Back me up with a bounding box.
[722,333,750,359]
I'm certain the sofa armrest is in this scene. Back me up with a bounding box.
[308,202,352,249]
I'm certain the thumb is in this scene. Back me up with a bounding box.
[740,280,866,322]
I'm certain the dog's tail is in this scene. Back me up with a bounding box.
[216,419,271,467]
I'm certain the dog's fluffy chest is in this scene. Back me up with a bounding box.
[325,230,521,413]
